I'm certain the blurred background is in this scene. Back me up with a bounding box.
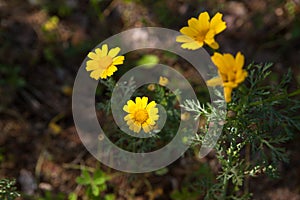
[0,0,299,199]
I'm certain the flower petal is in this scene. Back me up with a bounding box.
[90,69,103,80]
[224,86,233,103]
[108,47,121,57]
[206,40,219,49]
[181,41,203,50]
[142,123,151,133]
[101,44,108,56]
[180,27,198,37]
[86,60,99,71]
[188,17,202,32]
[210,12,226,34]
[198,12,210,31]
[207,76,223,86]
[141,97,148,109]
[133,122,141,133]
[176,35,195,43]
[88,52,98,60]
[235,52,245,70]
[113,56,125,65]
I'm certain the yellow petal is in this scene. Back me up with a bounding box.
[100,72,108,79]
[198,12,210,31]
[146,101,156,110]
[206,40,219,49]
[224,82,238,88]
[207,76,223,86]
[123,100,136,113]
[134,122,141,133]
[129,123,135,131]
[235,70,247,84]
[106,65,118,75]
[124,114,132,121]
[149,107,158,116]
[141,97,148,109]
[224,87,233,103]
[88,52,98,60]
[235,52,245,70]
[181,41,203,50]
[127,119,134,126]
[86,60,99,71]
[113,56,124,65]
[142,123,150,133]
[223,54,236,75]
[188,18,202,32]
[101,44,108,56]
[180,27,198,37]
[135,97,143,108]
[211,52,225,69]
[95,48,105,57]
[108,47,121,57]
[210,12,226,34]
[127,100,137,113]
[146,118,156,126]
[90,69,103,80]
[176,35,195,43]
[150,114,159,121]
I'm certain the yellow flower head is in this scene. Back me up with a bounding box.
[86,44,125,80]
[207,52,248,102]
[159,76,169,86]
[176,12,226,50]
[147,84,156,91]
[123,97,159,133]
[43,16,59,31]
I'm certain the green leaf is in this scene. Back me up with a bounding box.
[76,169,91,185]
[91,184,100,197]
[136,54,159,68]
[154,167,169,176]
[105,194,116,200]
[93,169,107,185]
[68,193,77,200]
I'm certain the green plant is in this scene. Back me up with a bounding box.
[182,64,300,199]
[0,65,25,89]
[0,179,20,200]
[76,168,115,200]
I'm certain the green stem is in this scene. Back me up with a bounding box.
[249,88,300,107]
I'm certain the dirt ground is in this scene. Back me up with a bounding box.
[0,0,300,199]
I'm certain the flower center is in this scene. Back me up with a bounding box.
[98,56,113,69]
[195,34,205,42]
[134,109,148,123]
[195,29,209,42]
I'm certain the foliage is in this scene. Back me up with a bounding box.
[0,179,20,200]
[182,63,300,199]
[0,65,25,89]
[76,168,115,200]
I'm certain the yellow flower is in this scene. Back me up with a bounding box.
[147,84,156,91]
[43,16,59,31]
[207,52,248,102]
[176,12,226,50]
[86,44,124,80]
[159,76,169,86]
[123,97,159,133]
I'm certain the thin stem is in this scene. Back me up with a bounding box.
[244,143,250,194]
[249,88,300,107]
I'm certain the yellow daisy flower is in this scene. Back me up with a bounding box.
[176,12,226,50]
[123,97,159,133]
[207,52,248,102]
[86,44,125,80]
